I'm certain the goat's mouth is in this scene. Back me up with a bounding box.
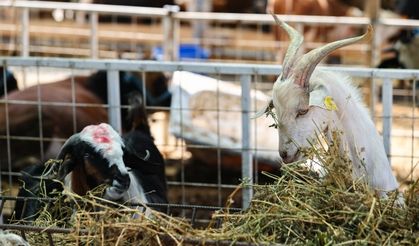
[104,185,128,201]
[281,150,301,164]
[102,177,130,201]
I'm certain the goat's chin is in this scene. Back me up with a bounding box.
[281,151,302,164]
[104,187,126,201]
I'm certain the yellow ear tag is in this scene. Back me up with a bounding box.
[324,96,338,111]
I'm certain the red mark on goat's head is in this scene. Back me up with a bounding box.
[81,123,117,153]
[92,124,111,144]
[80,123,125,171]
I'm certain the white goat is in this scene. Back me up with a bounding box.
[255,15,401,199]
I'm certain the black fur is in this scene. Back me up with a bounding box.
[123,130,168,204]
[0,67,18,97]
[14,163,63,221]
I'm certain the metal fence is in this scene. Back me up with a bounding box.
[0,195,242,246]
[1,57,418,209]
[1,0,419,66]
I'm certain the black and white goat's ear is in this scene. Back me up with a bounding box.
[57,134,80,160]
[57,157,76,181]
[251,99,274,119]
[122,145,163,174]
[122,142,150,161]
[56,134,79,181]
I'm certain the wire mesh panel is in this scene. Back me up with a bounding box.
[2,1,419,67]
[0,1,169,60]
[1,0,405,66]
[0,58,418,244]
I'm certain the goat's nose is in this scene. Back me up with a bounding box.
[114,173,130,190]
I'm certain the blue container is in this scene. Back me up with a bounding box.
[152,44,210,61]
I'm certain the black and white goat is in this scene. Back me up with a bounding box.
[14,122,167,220]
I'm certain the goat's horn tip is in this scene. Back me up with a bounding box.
[364,25,374,41]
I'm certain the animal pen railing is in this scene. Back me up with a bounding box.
[1,57,418,209]
[2,0,419,65]
[0,195,243,246]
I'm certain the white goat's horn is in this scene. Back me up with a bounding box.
[271,13,304,80]
[292,25,373,88]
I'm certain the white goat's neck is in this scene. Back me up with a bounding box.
[310,70,399,192]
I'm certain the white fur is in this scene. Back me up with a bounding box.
[124,172,148,204]
[0,231,30,246]
[271,69,400,194]
[79,123,128,176]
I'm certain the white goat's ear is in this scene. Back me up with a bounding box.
[251,99,273,119]
[309,86,338,111]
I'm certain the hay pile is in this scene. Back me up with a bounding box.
[11,132,419,245]
[210,131,419,245]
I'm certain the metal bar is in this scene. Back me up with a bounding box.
[3,0,419,28]
[36,66,45,163]
[0,66,9,222]
[0,64,3,224]
[70,69,77,134]
[0,99,107,108]
[382,78,393,162]
[162,9,171,61]
[378,18,419,28]
[0,223,85,234]
[216,72,222,207]
[411,79,417,182]
[106,70,122,134]
[365,0,380,67]
[90,12,98,59]
[3,57,419,79]
[163,5,180,61]
[190,207,197,227]
[4,0,168,17]
[240,74,253,209]
[48,232,55,246]
[371,24,381,67]
[172,17,180,61]
[370,77,376,122]
[174,11,371,26]
[20,7,29,57]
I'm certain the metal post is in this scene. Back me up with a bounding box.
[191,0,212,41]
[107,70,122,134]
[370,77,376,122]
[241,74,253,209]
[365,0,380,67]
[21,8,29,88]
[382,77,392,164]
[21,7,29,57]
[163,5,180,61]
[90,12,98,59]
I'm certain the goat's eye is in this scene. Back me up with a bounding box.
[296,109,309,117]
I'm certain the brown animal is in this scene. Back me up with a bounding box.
[267,0,361,45]
[0,71,170,170]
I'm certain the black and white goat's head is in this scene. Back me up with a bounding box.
[256,15,372,164]
[57,123,149,201]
